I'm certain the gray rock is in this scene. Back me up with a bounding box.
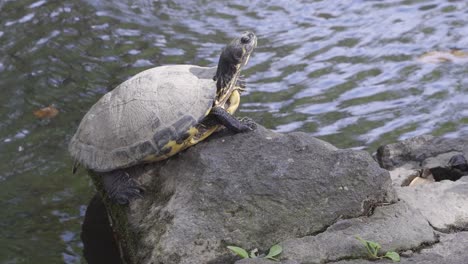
[327,135,468,264]
[93,125,395,264]
[421,151,461,169]
[422,152,468,181]
[407,176,434,186]
[376,135,468,171]
[376,135,435,170]
[334,231,468,264]
[377,135,468,186]
[396,177,468,232]
[388,166,420,187]
[279,201,436,263]
[415,231,468,263]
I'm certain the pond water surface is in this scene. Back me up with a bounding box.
[1,0,467,263]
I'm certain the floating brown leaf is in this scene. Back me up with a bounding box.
[418,50,468,64]
[33,105,59,119]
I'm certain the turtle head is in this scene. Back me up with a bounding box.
[214,31,257,97]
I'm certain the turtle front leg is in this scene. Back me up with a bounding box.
[210,107,256,132]
[101,170,144,205]
[210,89,256,132]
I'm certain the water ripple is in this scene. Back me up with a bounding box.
[1,0,468,262]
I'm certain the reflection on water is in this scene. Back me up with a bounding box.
[0,0,467,262]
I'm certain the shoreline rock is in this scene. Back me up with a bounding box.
[82,130,468,264]
[87,125,395,264]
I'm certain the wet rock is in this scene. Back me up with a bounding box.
[396,177,468,232]
[376,135,468,171]
[422,152,468,181]
[376,136,468,186]
[421,152,461,170]
[448,154,468,172]
[376,135,435,170]
[278,201,436,263]
[91,125,395,264]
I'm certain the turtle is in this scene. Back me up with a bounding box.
[69,31,257,204]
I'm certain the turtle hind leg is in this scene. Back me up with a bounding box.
[101,170,144,205]
[210,106,256,133]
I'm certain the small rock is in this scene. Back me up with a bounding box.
[397,177,468,232]
[408,176,434,186]
[389,166,420,186]
[423,152,467,181]
[376,135,435,170]
[376,135,468,171]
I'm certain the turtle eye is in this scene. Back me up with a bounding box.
[241,35,251,44]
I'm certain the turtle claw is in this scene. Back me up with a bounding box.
[114,186,144,205]
[238,117,257,132]
[102,171,144,205]
[236,76,246,90]
[236,87,246,93]
[238,81,246,89]
[113,176,144,205]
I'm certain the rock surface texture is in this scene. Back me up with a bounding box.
[91,125,395,264]
[277,201,436,263]
[371,135,468,264]
[376,135,468,171]
[332,232,468,264]
[87,131,468,264]
[397,177,468,232]
[375,135,468,232]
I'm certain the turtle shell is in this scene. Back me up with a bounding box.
[69,65,217,172]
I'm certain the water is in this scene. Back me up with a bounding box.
[1,0,467,263]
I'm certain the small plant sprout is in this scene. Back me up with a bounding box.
[227,246,249,259]
[355,236,400,262]
[227,244,282,261]
[264,244,282,261]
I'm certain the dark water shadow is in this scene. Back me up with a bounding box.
[81,193,122,264]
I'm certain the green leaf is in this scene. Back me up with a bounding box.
[366,240,381,250]
[265,244,282,260]
[355,236,382,258]
[384,251,400,262]
[366,240,381,256]
[227,246,249,259]
[271,245,283,256]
